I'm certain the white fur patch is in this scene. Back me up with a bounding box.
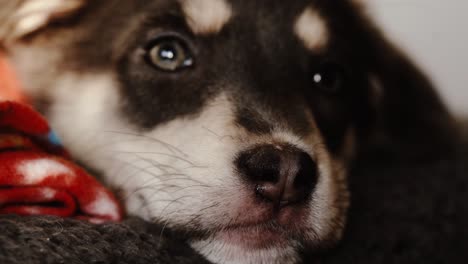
[294,7,329,51]
[17,158,75,185]
[192,239,298,264]
[180,0,233,35]
[11,0,84,39]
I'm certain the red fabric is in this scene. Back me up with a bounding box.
[0,54,123,223]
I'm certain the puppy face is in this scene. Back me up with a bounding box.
[1,0,454,263]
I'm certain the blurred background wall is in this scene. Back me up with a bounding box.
[367,0,468,116]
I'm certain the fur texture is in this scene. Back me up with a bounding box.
[0,0,459,263]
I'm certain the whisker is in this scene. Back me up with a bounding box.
[201,126,235,142]
[104,130,190,157]
[159,195,198,216]
[115,151,205,167]
[158,220,170,248]
[142,180,209,203]
[121,173,190,200]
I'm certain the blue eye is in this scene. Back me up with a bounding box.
[146,37,194,71]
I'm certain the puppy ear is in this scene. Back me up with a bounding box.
[360,20,458,158]
[0,0,85,44]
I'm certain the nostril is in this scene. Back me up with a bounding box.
[294,151,318,192]
[236,145,281,183]
[281,151,318,204]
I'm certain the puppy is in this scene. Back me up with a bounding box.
[0,0,455,263]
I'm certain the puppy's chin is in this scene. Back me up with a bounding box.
[191,237,300,264]
[188,209,343,264]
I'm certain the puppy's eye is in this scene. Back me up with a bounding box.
[312,63,345,94]
[146,37,194,71]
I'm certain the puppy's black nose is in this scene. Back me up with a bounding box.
[236,144,318,207]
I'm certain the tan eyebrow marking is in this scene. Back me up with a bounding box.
[294,7,329,51]
[179,0,233,35]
